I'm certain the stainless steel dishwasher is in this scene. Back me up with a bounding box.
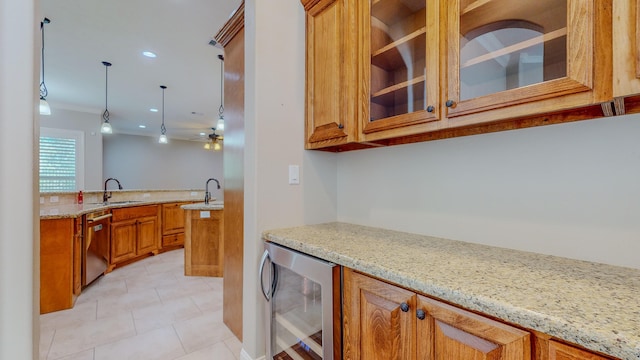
[83,210,111,287]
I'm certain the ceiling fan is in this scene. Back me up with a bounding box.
[202,127,223,151]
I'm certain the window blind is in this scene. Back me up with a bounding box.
[39,136,77,192]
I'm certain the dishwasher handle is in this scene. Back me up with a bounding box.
[87,213,112,223]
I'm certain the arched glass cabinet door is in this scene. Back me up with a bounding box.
[446,0,597,118]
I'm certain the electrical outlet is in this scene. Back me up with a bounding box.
[49,196,59,203]
[191,191,198,196]
[40,197,44,204]
[143,193,151,198]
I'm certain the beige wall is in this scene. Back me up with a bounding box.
[0,0,38,358]
[337,114,640,269]
[40,108,103,189]
[103,133,223,194]
[242,1,338,358]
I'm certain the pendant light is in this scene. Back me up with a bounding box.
[39,18,51,115]
[100,61,113,134]
[159,85,168,144]
[216,54,225,131]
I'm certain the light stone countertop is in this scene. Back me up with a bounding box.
[262,222,640,360]
[180,201,224,211]
[40,190,208,219]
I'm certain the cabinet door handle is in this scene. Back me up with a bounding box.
[445,100,455,108]
[400,302,409,312]
[416,309,426,320]
[426,105,435,113]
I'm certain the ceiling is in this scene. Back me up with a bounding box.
[40,0,242,141]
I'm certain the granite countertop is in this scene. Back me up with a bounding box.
[40,197,205,219]
[181,201,224,210]
[262,222,640,360]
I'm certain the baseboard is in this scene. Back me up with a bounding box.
[240,348,266,360]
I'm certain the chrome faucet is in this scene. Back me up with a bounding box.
[205,178,221,204]
[103,177,123,203]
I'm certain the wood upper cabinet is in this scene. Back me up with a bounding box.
[612,0,640,107]
[343,268,530,360]
[359,0,442,142]
[302,0,359,150]
[443,0,612,127]
[303,0,613,150]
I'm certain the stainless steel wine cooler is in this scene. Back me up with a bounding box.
[260,242,341,360]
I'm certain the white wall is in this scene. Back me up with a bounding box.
[0,0,37,358]
[40,108,103,189]
[243,0,338,358]
[103,133,224,195]
[337,114,640,269]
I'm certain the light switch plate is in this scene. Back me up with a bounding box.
[289,165,300,185]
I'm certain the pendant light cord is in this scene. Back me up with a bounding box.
[218,54,224,118]
[40,18,50,99]
[161,85,167,135]
[102,62,112,122]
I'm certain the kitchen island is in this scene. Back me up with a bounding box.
[263,222,640,360]
[181,201,224,277]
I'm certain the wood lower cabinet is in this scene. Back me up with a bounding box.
[41,217,81,314]
[343,268,530,359]
[184,208,224,277]
[546,341,610,360]
[109,205,159,270]
[417,295,531,359]
[161,202,190,249]
[343,268,613,360]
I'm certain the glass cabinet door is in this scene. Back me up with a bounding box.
[362,0,439,136]
[447,0,596,118]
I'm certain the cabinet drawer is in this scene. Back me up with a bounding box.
[111,205,158,222]
[162,233,184,247]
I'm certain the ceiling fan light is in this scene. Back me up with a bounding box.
[204,142,211,150]
[213,141,221,151]
[39,98,51,115]
[100,121,112,134]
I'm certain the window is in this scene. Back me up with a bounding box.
[39,128,85,192]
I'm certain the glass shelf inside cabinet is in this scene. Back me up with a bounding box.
[459,0,567,100]
[370,0,427,121]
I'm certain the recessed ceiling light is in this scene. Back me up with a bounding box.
[139,125,146,129]
[149,108,158,112]
[199,132,206,136]
[142,51,157,58]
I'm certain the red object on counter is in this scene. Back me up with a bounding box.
[78,191,83,204]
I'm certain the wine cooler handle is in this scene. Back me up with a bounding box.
[259,250,272,301]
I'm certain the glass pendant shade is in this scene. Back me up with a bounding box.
[204,142,211,150]
[39,98,51,115]
[216,116,224,131]
[101,121,113,134]
[213,141,221,151]
[158,134,168,144]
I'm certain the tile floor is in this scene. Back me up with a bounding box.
[40,249,242,360]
